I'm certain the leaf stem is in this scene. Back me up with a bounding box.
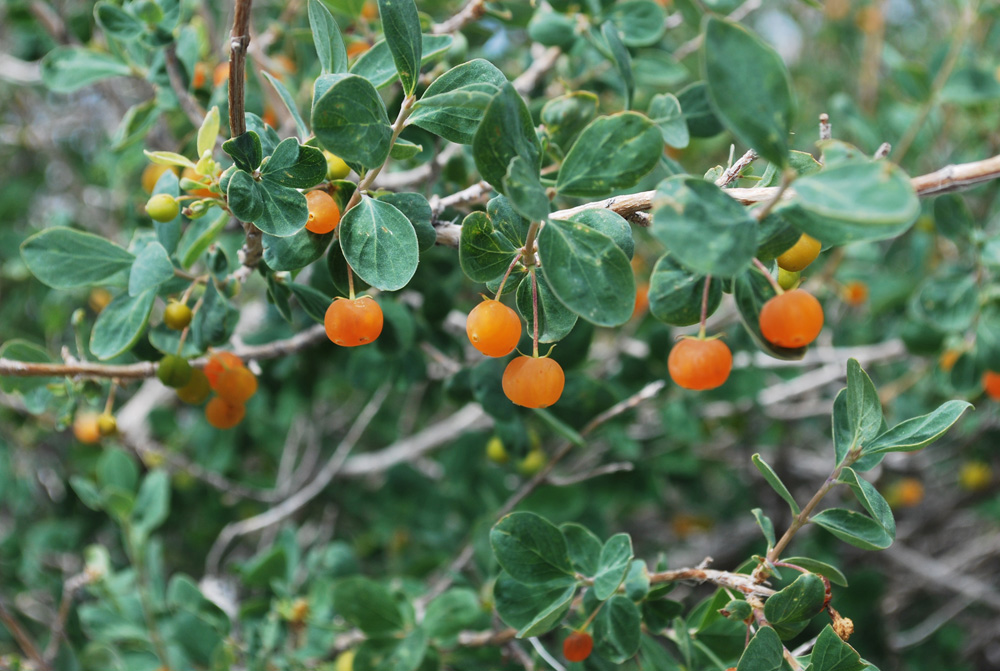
[531,268,539,358]
[698,275,712,339]
[344,94,418,214]
[752,258,784,294]
[494,253,522,299]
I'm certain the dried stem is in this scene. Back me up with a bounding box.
[164,45,207,129]
[432,0,487,34]
[715,149,758,188]
[0,598,46,669]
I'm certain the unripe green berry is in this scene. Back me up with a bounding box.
[157,354,193,388]
[777,267,801,291]
[97,413,117,436]
[324,151,351,181]
[164,301,193,330]
[146,193,180,222]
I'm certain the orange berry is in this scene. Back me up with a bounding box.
[842,280,869,306]
[632,282,650,319]
[176,368,211,404]
[215,366,258,404]
[502,355,565,408]
[759,289,824,349]
[72,412,102,444]
[346,41,371,59]
[563,632,593,663]
[204,351,244,387]
[667,337,732,391]
[262,106,278,128]
[895,478,924,508]
[776,233,822,272]
[984,371,1000,400]
[325,296,384,347]
[205,397,245,429]
[305,190,341,234]
[466,299,522,357]
[181,166,216,198]
[141,164,177,194]
[213,62,230,88]
[192,62,208,89]
[361,1,378,20]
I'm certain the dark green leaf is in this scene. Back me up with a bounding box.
[809,625,868,671]
[703,18,793,167]
[410,59,508,144]
[90,290,156,360]
[490,512,575,584]
[473,83,540,195]
[339,197,419,291]
[227,170,265,224]
[593,595,641,664]
[912,272,979,332]
[624,560,650,601]
[312,74,392,169]
[677,82,723,137]
[593,534,634,600]
[516,271,577,343]
[21,227,134,289]
[493,572,576,637]
[389,138,422,160]
[780,557,847,587]
[261,139,327,188]
[751,508,775,548]
[837,468,895,540]
[752,453,800,515]
[556,112,661,197]
[603,1,666,47]
[132,471,171,536]
[289,283,334,323]
[560,523,603,576]
[190,281,238,351]
[423,588,484,640]
[763,573,825,627]
[350,35,452,89]
[257,182,310,237]
[933,193,975,242]
[567,209,634,259]
[845,358,883,459]
[735,626,783,671]
[332,576,405,634]
[96,448,139,494]
[41,47,131,93]
[812,509,893,550]
[95,3,144,40]
[649,93,689,149]
[261,73,309,139]
[863,400,972,455]
[223,132,263,172]
[504,156,550,221]
[600,22,635,110]
[648,254,720,327]
[309,0,348,74]
[378,192,436,251]
[651,175,757,278]
[538,219,635,326]
[128,241,174,296]
[262,228,334,271]
[376,0,422,95]
[541,91,599,153]
[179,212,229,269]
[458,195,530,282]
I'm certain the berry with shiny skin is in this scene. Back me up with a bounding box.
[777,267,800,291]
[325,297,383,347]
[324,151,351,180]
[215,366,258,404]
[667,337,733,391]
[205,397,245,429]
[204,351,244,387]
[157,354,193,388]
[97,413,117,436]
[146,194,180,222]
[466,299,522,357]
[176,368,211,404]
[142,164,176,193]
[776,233,822,272]
[563,632,593,663]
[164,301,193,330]
[486,436,509,464]
[73,412,101,444]
[759,289,824,349]
[502,355,565,408]
[304,190,341,234]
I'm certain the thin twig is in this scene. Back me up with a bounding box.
[0,598,46,670]
[431,0,487,35]
[164,45,208,129]
[715,149,758,188]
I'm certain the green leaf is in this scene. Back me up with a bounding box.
[90,290,155,360]
[811,509,893,551]
[223,132,263,172]
[261,72,309,139]
[411,69,501,143]
[863,400,972,455]
[190,282,239,352]
[260,139,327,188]
[490,512,575,585]
[128,241,174,296]
[262,228,334,272]
[845,358,883,456]
[624,560,650,601]
[95,3,144,40]
[227,170,265,225]
[567,209,634,259]
[516,271,578,343]
[593,595,641,664]
[389,138,422,160]
[21,227,135,289]
[473,83,541,195]
[538,219,635,326]
[257,182,310,237]
[677,81,724,138]
[289,283,333,323]
[541,92,599,154]
[423,588,484,640]
[735,626,784,671]
[493,572,576,637]
[197,106,220,158]
[504,156,550,221]
[751,508,775,548]
[560,523,603,576]
[752,453,800,515]
[556,113,661,197]
[785,161,920,244]
[703,18,794,167]
[458,196,530,282]
[600,22,635,110]
[339,197,419,291]
[41,46,131,93]
[648,254,721,327]
[69,476,104,511]
[96,448,139,494]
[332,576,405,634]
[350,35,453,89]
[763,573,825,628]
[528,11,578,50]
[376,0,422,96]
[132,471,171,536]
[0,340,55,394]
[377,192,436,252]
[732,268,808,360]
[312,73,392,169]
[309,0,348,75]
[933,193,976,242]
[593,534,634,600]
[603,0,666,47]
[837,468,895,540]
[780,557,847,587]
[809,625,868,671]
[179,211,229,269]
[649,93,689,149]
[911,272,979,332]
[651,175,757,278]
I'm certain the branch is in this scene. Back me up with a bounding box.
[715,149,758,188]
[164,44,207,129]
[432,0,487,35]
[0,598,46,670]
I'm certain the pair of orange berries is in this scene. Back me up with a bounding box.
[667,289,825,391]
[466,299,565,409]
[200,352,258,429]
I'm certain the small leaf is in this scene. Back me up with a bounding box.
[132,470,171,536]
[648,254,720,327]
[41,46,131,93]
[703,18,794,167]
[260,139,327,189]
[473,83,541,195]
[289,283,334,324]
[144,150,197,169]
[560,523,603,576]
[600,22,635,110]
[197,106,220,158]
[312,73,393,170]
[350,34,453,89]
[339,197,419,291]
[490,512,576,585]
[837,468,895,541]
[593,534,634,600]
[376,0,422,96]
[648,93,689,149]
[541,91,599,152]
[332,576,405,634]
[262,228,334,272]
[751,508,775,549]
[809,625,868,671]
[95,3,144,40]
[504,156,550,221]
[780,557,847,587]
[223,131,263,172]
[458,196,530,282]
[556,112,662,197]
[90,290,156,360]
[257,182,310,237]
[128,241,174,296]
[603,0,666,47]
[21,227,135,289]
[190,281,239,351]
[516,271,577,343]
[624,561,650,601]
[812,509,893,551]
[261,72,309,139]
[567,209,634,259]
[752,454,800,515]
[863,400,972,455]
[846,359,883,456]
[593,595,641,664]
[423,588,485,640]
[493,572,577,637]
[735,626,784,671]
[309,0,348,74]
[763,573,826,628]
[378,192,436,252]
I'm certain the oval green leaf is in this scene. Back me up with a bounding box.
[339,197,419,291]
[90,289,156,360]
[648,254,721,327]
[21,227,135,290]
[312,73,392,170]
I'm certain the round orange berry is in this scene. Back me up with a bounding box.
[215,366,258,404]
[205,397,245,429]
[204,351,244,388]
[563,631,593,663]
[759,289,824,349]
[667,337,733,391]
[325,296,384,347]
[73,411,102,444]
[632,283,650,319]
[466,299,522,357]
[305,190,341,234]
[776,233,822,272]
[842,280,869,306]
[176,368,211,404]
[192,62,208,89]
[502,355,565,408]
[983,371,1000,400]
[141,164,177,194]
